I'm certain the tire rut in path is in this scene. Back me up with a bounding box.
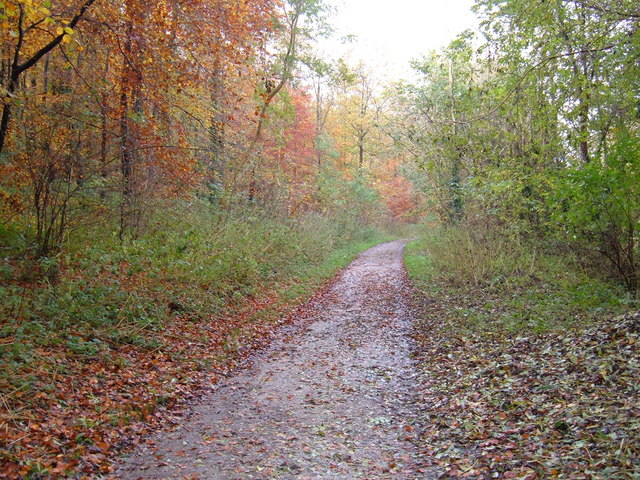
[115,240,419,479]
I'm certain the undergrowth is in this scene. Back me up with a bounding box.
[1,201,382,353]
[0,199,390,477]
[405,224,633,334]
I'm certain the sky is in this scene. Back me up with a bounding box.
[318,0,478,81]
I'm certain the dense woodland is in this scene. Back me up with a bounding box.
[0,0,638,477]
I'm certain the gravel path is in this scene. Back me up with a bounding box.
[115,240,419,479]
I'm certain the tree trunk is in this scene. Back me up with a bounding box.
[448,57,463,220]
[315,80,322,170]
[119,17,143,240]
[0,80,15,154]
[209,61,225,191]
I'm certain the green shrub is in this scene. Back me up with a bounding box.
[551,132,640,294]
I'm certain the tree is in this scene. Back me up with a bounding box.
[305,56,336,170]
[474,0,640,164]
[328,62,387,172]
[0,0,98,156]
[241,0,330,203]
[0,0,278,252]
[392,34,479,222]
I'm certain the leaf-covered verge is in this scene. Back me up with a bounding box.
[0,202,391,479]
[405,229,639,479]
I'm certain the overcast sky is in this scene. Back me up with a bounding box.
[318,0,478,81]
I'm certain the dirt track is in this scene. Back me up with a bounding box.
[115,240,419,479]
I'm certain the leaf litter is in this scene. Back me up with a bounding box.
[0,272,345,477]
[5,238,636,479]
[412,291,639,479]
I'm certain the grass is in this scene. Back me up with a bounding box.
[404,224,633,334]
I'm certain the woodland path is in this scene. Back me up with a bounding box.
[115,240,421,479]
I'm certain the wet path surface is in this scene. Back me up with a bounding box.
[115,240,419,479]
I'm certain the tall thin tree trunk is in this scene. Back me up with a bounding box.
[448,57,463,220]
[0,80,16,154]
[315,80,322,170]
[209,60,225,192]
[119,19,137,240]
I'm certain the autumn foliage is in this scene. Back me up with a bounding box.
[0,0,421,476]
